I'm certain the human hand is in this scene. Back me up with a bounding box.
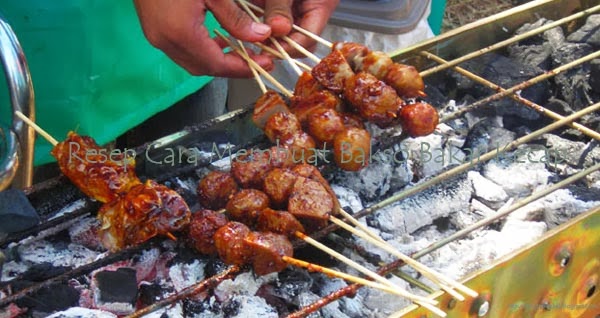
[133,0,275,77]
[255,0,340,55]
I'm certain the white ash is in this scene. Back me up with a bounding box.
[68,216,104,251]
[482,155,552,197]
[372,175,472,236]
[508,188,600,228]
[296,291,342,318]
[404,134,446,178]
[214,272,278,302]
[362,274,412,318]
[139,302,184,318]
[46,307,117,318]
[13,240,99,269]
[331,185,363,213]
[11,214,88,248]
[333,160,394,202]
[48,199,87,220]
[227,295,278,318]
[169,259,206,292]
[468,171,509,207]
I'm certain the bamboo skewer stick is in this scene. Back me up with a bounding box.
[215,30,293,98]
[252,42,312,71]
[295,231,446,317]
[330,216,476,299]
[281,36,321,63]
[238,39,267,93]
[238,0,333,48]
[237,0,302,76]
[15,111,58,146]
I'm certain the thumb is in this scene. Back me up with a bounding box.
[264,0,294,36]
[206,0,272,42]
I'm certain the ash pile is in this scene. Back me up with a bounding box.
[0,14,599,318]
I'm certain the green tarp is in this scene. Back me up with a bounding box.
[0,1,220,165]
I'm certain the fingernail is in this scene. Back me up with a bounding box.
[251,22,271,35]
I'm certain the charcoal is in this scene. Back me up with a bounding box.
[463,118,517,156]
[541,134,600,168]
[183,297,222,317]
[204,257,229,277]
[551,42,595,110]
[454,54,550,120]
[566,14,600,47]
[15,283,79,314]
[20,262,71,282]
[138,282,168,306]
[508,43,553,70]
[224,295,277,318]
[275,268,313,302]
[468,171,508,208]
[513,18,565,47]
[590,59,600,94]
[0,188,40,233]
[256,284,290,316]
[93,268,138,314]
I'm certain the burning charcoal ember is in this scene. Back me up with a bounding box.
[183,297,223,317]
[68,217,104,251]
[373,175,471,235]
[93,268,138,315]
[551,42,595,110]
[468,171,509,208]
[204,258,229,278]
[255,284,290,316]
[168,259,206,292]
[566,14,600,47]
[0,188,40,233]
[47,307,117,318]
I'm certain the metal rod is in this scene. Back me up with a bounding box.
[421,51,600,141]
[419,4,600,77]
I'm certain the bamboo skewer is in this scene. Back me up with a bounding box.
[281,36,321,63]
[237,0,302,76]
[237,0,333,48]
[238,39,267,93]
[252,42,312,71]
[215,30,293,98]
[15,111,58,146]
[295,231,446,317]
[330,216,476,299]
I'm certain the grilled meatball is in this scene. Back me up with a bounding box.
[197,171,239,210]
[188,209,228,255]
[231,149,273,189]
[333,127,371,172]
[253,90,290,130]
[354,51,393,80]
[288,177,334,231]
[268,146,296,169]
[343,72,404,128]
[226,189,270,225]
[264,111,302,144]
[312,50,355,93]
[290,90,338,126]
[332,42,369,67]
[340,112,366,129]
[384,63,426,98]
[306,107,346,147]
[263,168,298,207]
[399,102,439,137]
[257,208,305,237]
[214,221,252,266]
[291,163,341,212]
[244,231,293,276]
[294,71,323,99]
[281,132,317,164]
